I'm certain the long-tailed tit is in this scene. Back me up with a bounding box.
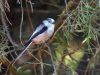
[13,18,55,64]
[26,18,55,45]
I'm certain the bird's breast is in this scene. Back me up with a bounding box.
[32,25,54,44]
[32,31,49,44]
[47,25,54,37]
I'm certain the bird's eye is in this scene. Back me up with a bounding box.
[47,18,55,24]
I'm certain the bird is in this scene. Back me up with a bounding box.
[25,17,55,45]
[13,18,55,64]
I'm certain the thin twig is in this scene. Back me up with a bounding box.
[0,11,19,47]
[25,0,33,30]
[45,43,57,75]
[28,50,41,63]
[48,12,72,44]
[19,0,24,46]
[0,0,12,25]
[38,50,44,75]
[84,38,100,75]
[12,41,34,64]
[26,0,34,13]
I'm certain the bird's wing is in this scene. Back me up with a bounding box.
[29,24,44,39]
[25,25,48,46]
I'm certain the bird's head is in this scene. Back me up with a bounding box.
[47,18,55,24]
[42,18,55,27]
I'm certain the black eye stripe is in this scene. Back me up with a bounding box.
[48,20,51,23]
[47,19,51,22]
[47,19,54,24]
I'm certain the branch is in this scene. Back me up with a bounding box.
[0,10,19,47]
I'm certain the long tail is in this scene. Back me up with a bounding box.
[12,41,33,65]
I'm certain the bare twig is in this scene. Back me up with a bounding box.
[12,41,34,64]
[25,0,34,30]
[38,50,44,75]
[84,38,100,75]
[26,0,34,13]
[19,0,24,46]
[0,12,19,47]
[45,43,57,75]
[0,0,12,25]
